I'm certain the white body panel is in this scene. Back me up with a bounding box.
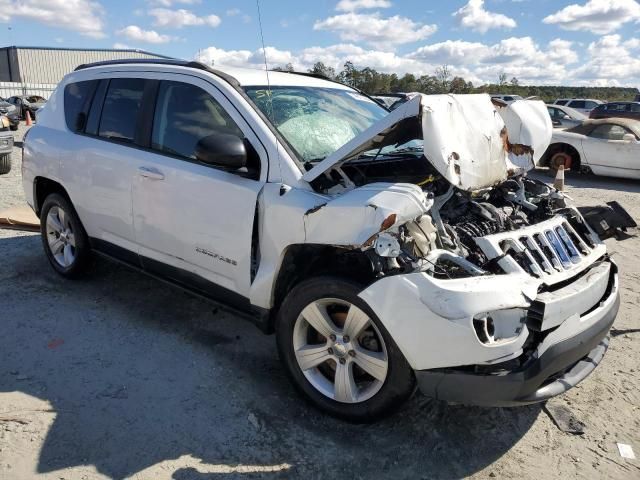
[22,62,614,375]
[130,73,268,297]
[359,272,539,369]
[304,94,552,191]
[581,135,640,178]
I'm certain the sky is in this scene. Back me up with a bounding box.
[1,0,640,87]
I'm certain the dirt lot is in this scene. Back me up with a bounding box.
[1,124,638,480]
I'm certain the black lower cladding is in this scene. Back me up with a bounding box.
[415,267,619,407]
[89,237,270,331]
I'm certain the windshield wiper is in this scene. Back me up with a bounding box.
[385,145,423,154]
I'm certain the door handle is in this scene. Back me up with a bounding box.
[138,166,165,180]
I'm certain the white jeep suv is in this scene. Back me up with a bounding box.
[23,59,631,421]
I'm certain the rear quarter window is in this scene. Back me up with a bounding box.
[64,80,98,132]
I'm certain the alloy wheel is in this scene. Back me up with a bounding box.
[293,298,389,403]
[46,206,77,268]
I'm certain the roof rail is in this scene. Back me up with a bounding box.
[73,58,241,87]
[75,58,204,72]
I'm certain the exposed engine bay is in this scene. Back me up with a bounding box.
[353,165,577,279]
[303,94,635,282]
[344,160,632,280]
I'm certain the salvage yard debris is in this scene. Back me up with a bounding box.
[0,204,39,231]
[617,443,636,460]
[543,403,585,435]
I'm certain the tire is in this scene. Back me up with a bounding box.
[0,154,10,175]
[10,124,18,131]
[40,193,91,278]
[276,276,415,422]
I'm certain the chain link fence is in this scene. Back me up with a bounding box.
[0,82,57,100]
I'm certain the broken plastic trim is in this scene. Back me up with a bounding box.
[421,249,486,276]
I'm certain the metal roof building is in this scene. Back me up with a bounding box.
[0,46,173,84]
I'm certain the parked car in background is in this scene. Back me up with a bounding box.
[541,118,640,178]
[546,104,587,129]
[589,102,640,120]
[491,94,523,103]
[7,95,46,120]
[0,115,14,174]
[553,99,603,115]
[0,97,20,130]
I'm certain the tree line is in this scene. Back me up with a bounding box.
[272,61,639,103]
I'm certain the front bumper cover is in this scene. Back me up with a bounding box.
[415,264,619,406]
[0,131,13,154]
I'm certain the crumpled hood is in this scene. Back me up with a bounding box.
[304,182,430,246]
[302,93,552,191]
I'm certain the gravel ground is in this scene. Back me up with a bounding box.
[1,123,638,480]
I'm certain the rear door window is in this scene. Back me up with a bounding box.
[584,101,599,110]
[569,100,585,109]
[64,80,98,132]
[98,78,146,143]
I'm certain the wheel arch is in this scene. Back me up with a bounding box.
[540,142,581,170]
[269,244,377,331]
[33,177,71,216]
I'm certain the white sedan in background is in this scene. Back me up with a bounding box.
[540,118,640,179]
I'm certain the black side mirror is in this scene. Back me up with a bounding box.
[195,133,247,169]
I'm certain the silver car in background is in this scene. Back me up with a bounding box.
[547,104,587,129]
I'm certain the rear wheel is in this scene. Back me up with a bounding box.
[0,154,11,175]
[276,276,415,422]
[40,193,91,278]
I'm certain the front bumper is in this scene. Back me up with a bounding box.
[1,111,20,126]
[415,263,619,406]
[0,131,13,155]
[7,112,20,126]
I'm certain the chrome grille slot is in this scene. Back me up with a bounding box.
[535,233,563,271]
[555,225,580,263]
[545,229,572,268]
[474,216,600,283]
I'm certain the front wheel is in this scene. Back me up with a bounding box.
[276,276,415,422]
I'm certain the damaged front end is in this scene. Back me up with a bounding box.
[301,93,634,406]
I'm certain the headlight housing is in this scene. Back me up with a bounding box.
[473,309,527,344]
